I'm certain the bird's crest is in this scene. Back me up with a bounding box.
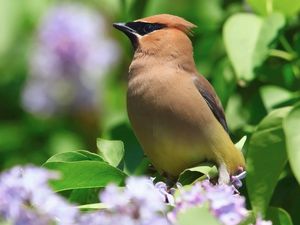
[136,14,197,35]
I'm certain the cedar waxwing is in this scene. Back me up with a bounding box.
[113,14,245,183]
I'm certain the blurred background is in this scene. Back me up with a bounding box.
[0,0,299,222]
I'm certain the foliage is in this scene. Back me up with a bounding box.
[0,0,300,224]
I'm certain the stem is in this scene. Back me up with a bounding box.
[269,49,295,61]
[266,0,273,14]
[279,36,296,54]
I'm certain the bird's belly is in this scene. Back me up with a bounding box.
[146,130,210,177]
[128,108,212,177]
[127,79,216,177]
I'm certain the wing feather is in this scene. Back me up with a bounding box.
[192,75,229,133]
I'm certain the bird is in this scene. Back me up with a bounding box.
[113,14,245,184]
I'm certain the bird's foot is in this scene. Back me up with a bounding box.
[218,162,230,184]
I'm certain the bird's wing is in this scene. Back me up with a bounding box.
[192,75,229,133]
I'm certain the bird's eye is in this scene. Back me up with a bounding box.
[126,22,165,36]
[143,24,155,34]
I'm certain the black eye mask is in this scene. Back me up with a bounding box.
[125,22,166,36]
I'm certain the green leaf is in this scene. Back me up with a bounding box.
[44,161,126,192]
[212,58,236,108]
[97,138,125,167]
[177,206,221,225]
[76,150,106,161]
[225,94,249,131]
[77,203,107,211]
[247,0,300,17]
[178,163,218,185]
[246,107,291,215]
[240,211,256,225]
[223,13,285,81]
[68,188,101,205]
[45,150,104,163]
[103,122,144,174]
[235,136,247,151]
[266,207,294,225]
[283,103,300,185]
[260,85,294,112]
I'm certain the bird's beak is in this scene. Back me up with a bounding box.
[113,23,137,36]
[113,22,139,49]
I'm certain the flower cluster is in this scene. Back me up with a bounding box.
[0,165,272,225]
[22,3,119,116]
[81,177,170,225]
[169,180,249,225]
[0,167,169,225]
[0,166,78,225]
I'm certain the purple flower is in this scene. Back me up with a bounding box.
[231,169,247,190]
[171,180,248,225]
[99,177,170,225]
[203,180,248,225]
[0,166,254,225]
[77,211,110,225]
[154,181,176,205]
[0,166,79,225]
[22,3,119,116]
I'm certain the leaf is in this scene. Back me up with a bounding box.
[225,94,249,131]
[76,150,106,161]
[177,206,221,225]
[178,163,218,185]
[283,103,300,185]
[240,211,256,225]
[266,207,294,225]
[97,138,125,167]
[235,136,247,151]
[247,0,300,17]
[77,203,107,211]
[44,161,126,192]
[260,85,294,112]
[45,150,104,163]
[103,122,144,174]
[223,13,285,81]
[246,107,291,215]
[68,188,101,205]
[212,58,236,108]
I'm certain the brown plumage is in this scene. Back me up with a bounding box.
[113,14,245,183]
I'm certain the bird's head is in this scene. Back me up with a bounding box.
[113,14,196,54]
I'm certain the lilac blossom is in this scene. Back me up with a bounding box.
[231,169,247,190]
[154,181,176,205]
[22,3,119,116]
[99,177,170,225]
[170,180,248,225]
[0,165,268,225]
[0,166,78,225]
[203,180,248,225]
